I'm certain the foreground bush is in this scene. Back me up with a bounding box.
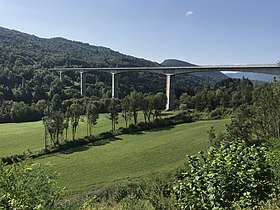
[0,161,61,209]
[174,140,276,209]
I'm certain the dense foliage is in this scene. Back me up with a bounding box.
[0,161,61,209]
[174,141,275,209]
[179,78,253,112]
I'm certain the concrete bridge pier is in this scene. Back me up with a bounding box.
[166,74,175,110]
[80,71,86,96]
[59,71,65,83]
[111,73,120,98]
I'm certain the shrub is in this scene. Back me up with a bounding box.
[11,101,42,122]
[0,161,61,209]
[174,140,276,209]
[98,131,114,139]
[208,106,224,119]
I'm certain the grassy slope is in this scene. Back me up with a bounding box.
[0,113,229,194]
[0,112,166,157]
[0,115,125,157]
[35,119,229,193]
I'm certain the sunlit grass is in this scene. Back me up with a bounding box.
[35,119,229,193]
[0,112,229,194]
[0,111,173,157]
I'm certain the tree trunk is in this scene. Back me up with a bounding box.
[133,111,138,124]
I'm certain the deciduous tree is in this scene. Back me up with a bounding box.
[69,103,81,140]
[86,100,99,136]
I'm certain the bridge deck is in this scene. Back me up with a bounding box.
[50,64,280,75]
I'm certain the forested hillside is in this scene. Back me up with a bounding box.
[0,27,226,91]
[0,26,227,122]
[0,26,162,92]
[0,26,160,69]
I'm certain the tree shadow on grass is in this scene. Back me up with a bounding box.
[91,137,122,147]
[60,145,90,154]
[129,131,145,135]
[60,136,123,154]
[34,124,176,159]
[146,124,175,132]
[128,124,175,136]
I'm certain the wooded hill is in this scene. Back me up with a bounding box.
[0,26,227,92]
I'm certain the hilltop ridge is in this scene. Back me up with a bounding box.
[0,26,159,69]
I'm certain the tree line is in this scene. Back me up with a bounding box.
[41,91,167,148]
[180,78,253,110]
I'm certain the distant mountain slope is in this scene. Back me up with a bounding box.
[161,59,196,67]
[161,59,228,86]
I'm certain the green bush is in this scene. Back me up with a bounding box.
[174,140,276,209]
[208,106,224,119]
[0,161,61,209]
[98,131,114,139]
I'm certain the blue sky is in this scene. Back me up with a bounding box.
[0,0,279,65]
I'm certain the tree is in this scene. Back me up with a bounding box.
[128,91,142,125]
[195,89,208,111]
[0,100,13,123]
[226,104,255,143]
[64,106,70,140]
[152,92,167,119]
[86,100,99,136]
[121,95,132,127]
[44,111,64,145]
[51,93,62,111]
[141,94,153,123]
[179,93,194,110]
[33,85,48,102]
[253,82,280,139]
[10,101,41,122]
[49,79,64,100]
[35,99,47,116]
[69,103,81,140]
[108,98,121,131]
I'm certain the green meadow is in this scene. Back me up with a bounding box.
[0,113,136,157]
[0,112,170,157]
[36,119,229,193]
[0,113,229,194]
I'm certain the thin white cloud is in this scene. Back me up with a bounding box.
[186,11,193,16]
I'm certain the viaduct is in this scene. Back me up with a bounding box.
[50,64,280,110]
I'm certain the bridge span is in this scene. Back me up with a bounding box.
[50,64,280,110]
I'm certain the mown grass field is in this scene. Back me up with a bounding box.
[0,113,229,194]
[35,119,229,193]
[0,113,149,157]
